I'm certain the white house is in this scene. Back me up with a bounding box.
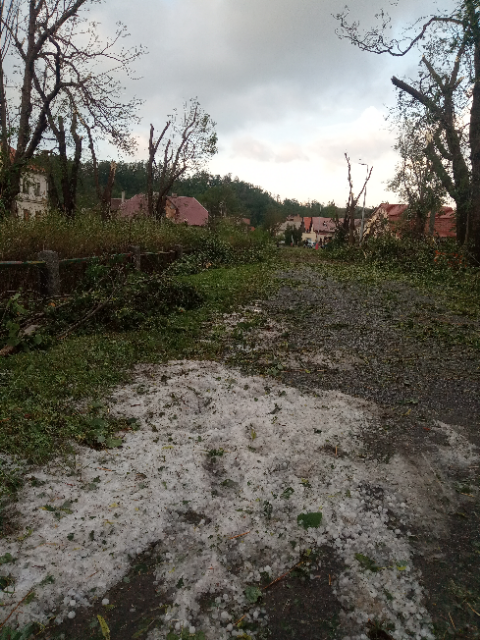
[2,147,49,219]
[17,165,48,220]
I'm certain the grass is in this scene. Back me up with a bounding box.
[0,211,271,261]
[0,262,277,470]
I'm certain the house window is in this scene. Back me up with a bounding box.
[22,180,29,194]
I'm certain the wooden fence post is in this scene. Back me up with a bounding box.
[38,250,60,297]
[174,244,183,260]
[128,245,142,271]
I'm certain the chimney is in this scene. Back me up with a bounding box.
[121,191,125,203]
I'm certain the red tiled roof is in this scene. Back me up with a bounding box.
[379,203,409,218]
[376,203,457,238]
[118,193,148,218]
[303,217,312,233]
[311,217,337,233]
[116,194,208,226]
[435,206,456,238]
[167,196,208,226]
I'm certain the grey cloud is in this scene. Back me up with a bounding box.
[95,0,448,138]
[231,136,274,162]
[231,136,310,163]
[89,0,453,204]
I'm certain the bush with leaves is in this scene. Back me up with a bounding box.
[0,294,47,353]
[44,263,204,336]
[171,229,276,276]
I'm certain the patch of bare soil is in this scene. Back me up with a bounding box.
[39,545,168,640]
[265,545,343,640]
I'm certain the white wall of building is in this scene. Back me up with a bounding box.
[17,170,48,219]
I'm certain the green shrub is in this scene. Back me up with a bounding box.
[42,267,204,336]
[171,225,276,275]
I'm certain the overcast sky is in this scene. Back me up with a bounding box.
[93,0,451,207]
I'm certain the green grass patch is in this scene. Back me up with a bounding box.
[0,263,276,469]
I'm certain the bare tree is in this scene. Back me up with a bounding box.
[0,1,143,217]
[147,99,217,220]
[343,153,373,245]
[0,0,88,215]
[334,0,480,258]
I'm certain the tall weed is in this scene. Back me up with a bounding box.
[0,212,273,261]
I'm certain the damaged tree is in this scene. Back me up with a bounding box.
[343,153,373,245]
[146,100,217,220]
[43,115,82,218]
[0,0,90,216]
[0,0,143,218]
[335,0,480,258]
[387,117,446,238]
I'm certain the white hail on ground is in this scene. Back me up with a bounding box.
[2,361,472,640]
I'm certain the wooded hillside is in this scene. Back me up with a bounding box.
[75,161,360,226]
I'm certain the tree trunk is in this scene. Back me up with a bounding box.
[469,37,480,261]
[46,153,61,210]
[428,209,436,237]
[445,127,471,244]
[147,124,155,217]
[100,161,116,221]
[348,206,355,244]
[68,114,82,217]
[57,116,72,217]
[154,192,168,220]
[0,53,11,217]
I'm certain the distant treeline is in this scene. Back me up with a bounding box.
[75,161,371,226]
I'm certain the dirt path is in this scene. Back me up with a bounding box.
[3,258,480,640]
[227,261,480,640]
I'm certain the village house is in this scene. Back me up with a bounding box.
[301,217,315,243]
[278,213,365,245]
[6,148,49,219]
[311,216,338,243]
[366,203,456,239]
[114,193,209,226]
[279,215,338,243]
[17,166,48,219]
[278,214,303,235]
